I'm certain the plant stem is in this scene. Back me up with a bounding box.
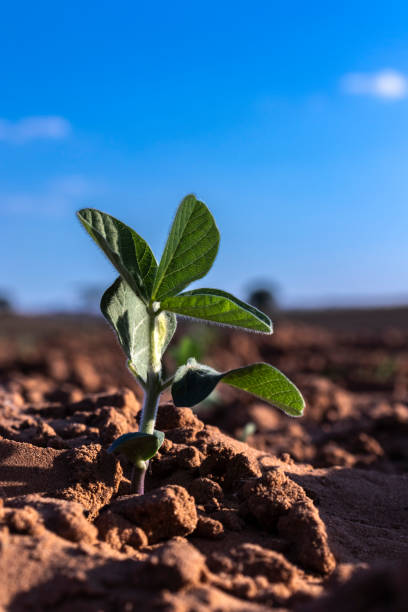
[130,308,162,494]
[139,376,161,435]
[130,461,147,495]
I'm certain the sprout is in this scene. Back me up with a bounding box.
[77,195,305,494]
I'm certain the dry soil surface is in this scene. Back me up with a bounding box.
[0,314,407,611]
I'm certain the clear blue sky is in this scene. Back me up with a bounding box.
[1,1,407,311]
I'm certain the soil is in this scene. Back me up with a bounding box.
[0,311,407,611]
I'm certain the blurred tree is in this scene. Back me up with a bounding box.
[247,281,279,316]
[0,293,13,314]
[78,285,106,314]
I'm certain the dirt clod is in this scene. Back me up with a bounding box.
[135,539,206,590]
[109,485,198,543]
[7,495,98,543]
[95,509,148,551]
[195,515,225,539]
[242,469,336,574]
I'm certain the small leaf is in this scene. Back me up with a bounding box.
[172,359,304,417]
[108,430,165,463]
[155,304,178,357]
[77,208,157,301]
[161,288,272,334]
[151,195,220,301]
[172,359,222,407]
[101,277,176,382]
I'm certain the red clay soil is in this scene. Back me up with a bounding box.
[0,314,407,611]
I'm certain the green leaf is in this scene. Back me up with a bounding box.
[108,430,165,464]
[77,208,157,301]
[172,360,221,407]
[161,288,272,334]
[101,277,176,382]
[223,364,304,417]
[151,194,220,301]
[172,358,304,417]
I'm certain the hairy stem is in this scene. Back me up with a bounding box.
[130,309,162,495]
[139,376,161,435]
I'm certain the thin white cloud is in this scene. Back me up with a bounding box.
[0,116,71,143]
[0,176,93,216]
[341,69,408,100]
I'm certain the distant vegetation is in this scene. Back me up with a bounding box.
[0,293,13,315]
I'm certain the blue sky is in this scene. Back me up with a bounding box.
[1,1,407,311]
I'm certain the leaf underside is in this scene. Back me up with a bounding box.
[101,277,176,382]
[172,359,305,417]
[161,288,272,333]
[172,361,221,407]
[152,194,220,301]
[108,430,165,463]
[77,208,157,301]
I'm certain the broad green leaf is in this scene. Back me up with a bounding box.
[161,288,272,334]
[223,364,304,416]
[108,430,165,463]
[77,208,157,301]
[172,358,304,417]
[101,277,176,382]
[151,195,220,301]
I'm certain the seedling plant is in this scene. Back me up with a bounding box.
[77,195,304,494]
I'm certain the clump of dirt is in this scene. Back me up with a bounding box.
[239,469,335,575]
[5,495,98,543]
[95,509,148,552]
[106,485,198,543]
[0,437,122,518]
[135,538,207,591]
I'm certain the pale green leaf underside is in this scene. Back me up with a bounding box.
[152,194,220,301]
[77,208,157,301]
[161,288,272,334]
[108,430,164,463]
[101,277,176,382]
[172,359,304,417]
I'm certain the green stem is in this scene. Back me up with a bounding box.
[139,376,161,435]
[130,308,162,495]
